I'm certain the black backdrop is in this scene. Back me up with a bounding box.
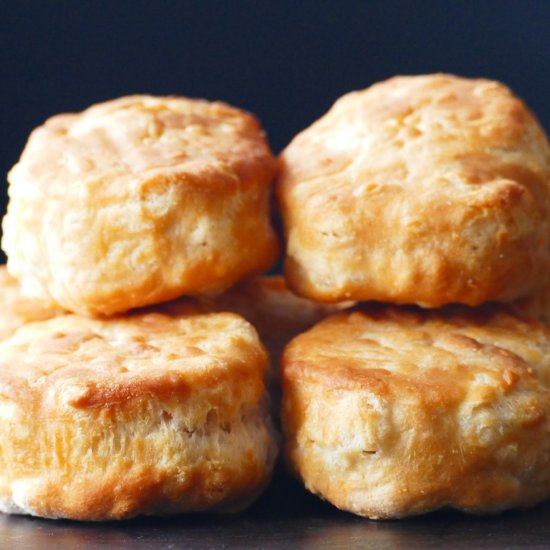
[1,0,549,263]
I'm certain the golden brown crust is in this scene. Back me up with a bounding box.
[2,95,279,316]
[282,305,550,518]
[0,308,277,520]
[0,265,65,341]
[277,74,550,306]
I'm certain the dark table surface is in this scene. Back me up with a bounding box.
[1,474,550,550]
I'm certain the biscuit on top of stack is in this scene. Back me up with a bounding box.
[2,74,550,521]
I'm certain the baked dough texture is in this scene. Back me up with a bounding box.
[0,265,65,341]
[282,305,550,518]
[0,307,277,520]
[277,74,550,306]
[198,276,351,365]
[162,275,353,412]
[2,95,279,316]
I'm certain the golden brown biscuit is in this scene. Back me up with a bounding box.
[0,307,277,520]
[282,305,550,518]
[0,265,65,341]
[2,95,279,316]
[277,74,550,306]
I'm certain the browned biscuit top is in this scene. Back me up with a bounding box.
[284,304,550,392]
[0,306,266,409]
[281,74,550,193]
[17,95,275,189]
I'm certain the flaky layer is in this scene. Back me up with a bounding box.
[0,309,277,520]
[2,95,279,316]
[282,305,550,518]
[277,74,550,306]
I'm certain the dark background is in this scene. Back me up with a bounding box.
[1,0,549,263]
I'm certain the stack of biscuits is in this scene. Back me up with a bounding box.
[277,74,550,518]
[1,74,550,521]
[0,94,347,521]
[0,96,287,521]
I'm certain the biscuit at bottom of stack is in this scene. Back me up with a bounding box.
[0,305,277,520]
[282,305,550,519]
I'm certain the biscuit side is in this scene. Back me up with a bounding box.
[0,310,277,520]
[282,306,550,518]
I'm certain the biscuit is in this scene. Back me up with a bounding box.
[0,307,277,520]
[2,95,279,316]
[282,305,550,518]
[511,257,550,324]
[0,265,65,341]
[277,74,550,306]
